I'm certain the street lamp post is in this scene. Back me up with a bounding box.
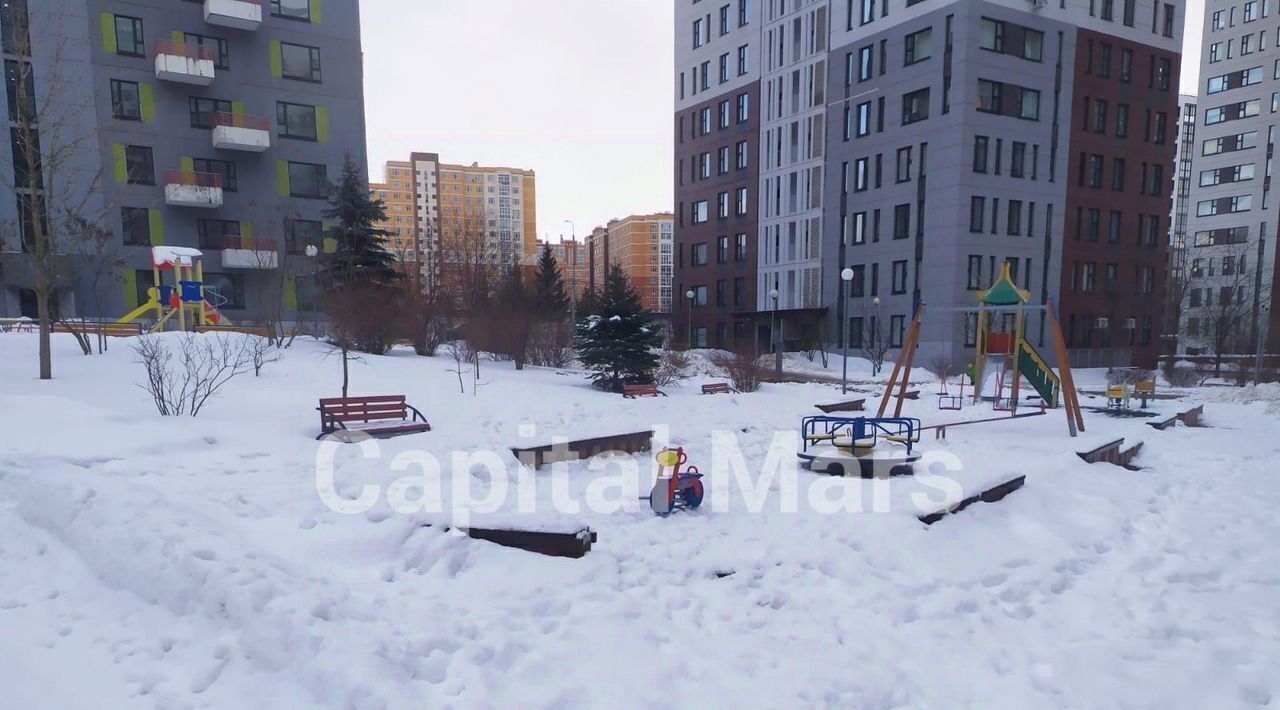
[840,267,854,394]
[685,288,696,348]
[564,220,577,324]
[872,295,882,376]
[769,288,781,379]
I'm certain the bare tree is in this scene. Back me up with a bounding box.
[133,334,254,416]
[246,335,282,376]
[4,7,114,379]
[710,349,767,393]
[853,312,890,377]
[1181,239,1271,376]
[442,341,471,394]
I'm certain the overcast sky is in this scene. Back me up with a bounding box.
[362,1,1200,241]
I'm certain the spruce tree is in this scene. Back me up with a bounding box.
[532,243,570,320]
[577,283,601,320]
[574,263,661,390]
[321,154,400,288]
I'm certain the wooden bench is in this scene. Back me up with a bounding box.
[815,398,866,413]
[701,382,736,395]
[197,324,273,338]
[316,395,431,440]
[52,322,143,338]
[622,384,666,398]
[918,475,1026,525]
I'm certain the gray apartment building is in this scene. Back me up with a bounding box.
[1180,0,1280,362]
[0,0,367,325]
[675,0,1182,369]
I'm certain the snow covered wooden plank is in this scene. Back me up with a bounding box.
[511,430,654,469]
[917,475,1026,525]
[464,526,597,559]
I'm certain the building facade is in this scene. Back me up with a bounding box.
[525,238,588,300]
[1165,93,1196,354]
[1180,0,1280,361]
[0,0,368,323]
[673,0,762,349]
[673,0,1181,368]
[586,213,675,315]
[370,160,416,266]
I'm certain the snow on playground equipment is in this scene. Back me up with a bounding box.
[799,416,922,477]
[937,370,967,411]
[116,247,232,333]
[877,263,1086,437]
[645,447,705,516]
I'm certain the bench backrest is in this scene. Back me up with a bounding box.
[703,383,730,392]
[319,395,408,422]
[1135,380,1156,394]
[52,323,142,338]
[624,384,657,394]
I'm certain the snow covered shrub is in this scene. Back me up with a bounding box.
[1107,368,1155,386]
[1161,360,1201,387]
[247,335,283,377]
[132,334,253,416]
[654,348,692,386]
[710,350,768,393]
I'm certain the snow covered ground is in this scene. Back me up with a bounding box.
[1,333,1277,709]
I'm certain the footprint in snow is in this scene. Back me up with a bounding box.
[0,599,26,610]
[191,549,217,561]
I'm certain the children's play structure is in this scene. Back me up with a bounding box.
[647,447,705,515]
[877,263,1086,437]
[798,416,922,477]
[117,247,231,333]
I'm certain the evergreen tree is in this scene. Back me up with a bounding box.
[574,263,661,390]
[321,154,400,289]
[577,283,602,320]
[496,264,534,368]
[532,243,570,320]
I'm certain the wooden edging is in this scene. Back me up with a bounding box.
[424,524,598,558]
[511,430,654,470]
[1077,438,1143,468]
[918,475,1026,525]
[815,399,866,413]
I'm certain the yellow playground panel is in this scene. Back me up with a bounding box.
[117,247,231,333]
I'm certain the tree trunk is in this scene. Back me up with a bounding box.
[342,347,350,397]
[37,289,52,380]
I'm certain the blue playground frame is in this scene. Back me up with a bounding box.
[798,415,922,460]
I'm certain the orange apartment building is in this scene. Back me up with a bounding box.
[525,239,589,300]
[586,214,674,313]
[370,161,417,273]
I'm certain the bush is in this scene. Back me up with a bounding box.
[1107,368,1155,386]
[324,284,402,355]
[527,322,574,368]
[1161,360,1200,387]
[654,348,693,386]
[710,350,768,393]
[133,334,253,416]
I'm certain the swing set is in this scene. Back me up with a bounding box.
[878,263,1087,437]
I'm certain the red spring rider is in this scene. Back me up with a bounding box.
[648,447,705,516]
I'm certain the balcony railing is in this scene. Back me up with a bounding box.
[164,170,224,208]
[166,170,224,188]
[212,112,272,152]
[154,40,216,85]
[222,236,280,269]
[204,0,263,31]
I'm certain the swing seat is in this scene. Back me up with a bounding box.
[831,435,877,449]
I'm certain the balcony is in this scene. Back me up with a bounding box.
[212,113,272,152]
[222,237,279,269]
[154,40,216,85]
[164,170,224,208]
[204,0,263,30]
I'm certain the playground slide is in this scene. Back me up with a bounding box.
[1017,340,1061,408]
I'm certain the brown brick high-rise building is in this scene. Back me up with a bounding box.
[586,214,674,313]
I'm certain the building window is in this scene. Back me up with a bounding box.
[904,27,932,65]
[277,101,318,140]
[858,45,873,81]
[270,0,311,21]
[735,187,748,215]
[287,161,329,199]
[280,42,322,82]
[691,200,709,224]
[893,204,910,239]
[977,79,1040,120]
[979,18,1043,61]
[901,88,930,124]
[735,233,748,260]
[1010,141,1025,178]
[125,145,154,185]
[718,192,729,218]
[717,235,729,263]
[856,101,871,136]
[966,255,983,290]
[121,207,150,246]
[1007,200,1023,235]
[184,32,229,70]
[891,260,908,294]
[110,79,141,121]
[691,286,708,306]
[1108,210,1122,242]
[973,136,989,173]
[692,243,709,266]
[1,0,31,55]
[739,0,750,26]
[718,146,729,175]
[718,53,729,84]
[114,15,145,57]
[285,219,323,254]
[1116,103,1129,137]
[736,93,750,122]
[896,146,912,182]
[890,315,905,347]
[737,44,749,75]
[193,158,237,192]
[203,273,245,310]
[189,96,232,129]
[735,140,748,169]
[970,196,985,232]
[197,218,240,250]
